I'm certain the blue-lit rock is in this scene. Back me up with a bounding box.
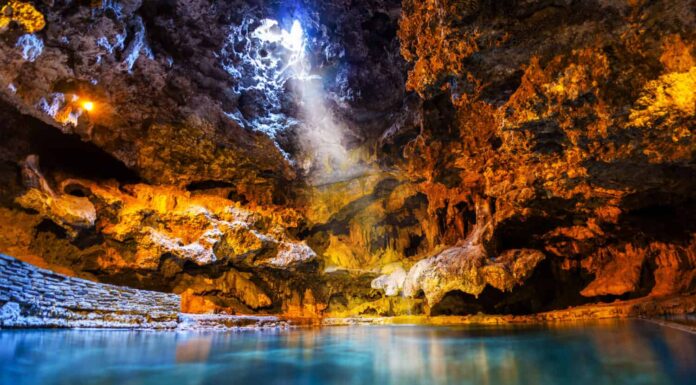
[0,254,180,329]
[15,33,43,62]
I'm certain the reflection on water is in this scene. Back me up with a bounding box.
[176,337,213,363]
[0,320,694,385]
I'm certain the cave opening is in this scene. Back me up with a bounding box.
[618,193,696,244]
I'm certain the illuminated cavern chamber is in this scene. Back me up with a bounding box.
[0,0,694,322]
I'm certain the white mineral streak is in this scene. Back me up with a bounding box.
[16,34,43,62]
[371,267,408,296]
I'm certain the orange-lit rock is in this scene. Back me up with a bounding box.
[3,157,317,314]
[282,288,328,318]
[0,0,693,320]
[394,0,696,315]
[177,270,272,313]
[580,244,647,297]
[0,0,45,33]
[15,156,96,237]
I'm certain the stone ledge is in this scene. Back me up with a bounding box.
[0,253,180,329]
[322,294,696,326]
[177,313,290,331]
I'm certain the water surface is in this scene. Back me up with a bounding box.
[1,320,695,385]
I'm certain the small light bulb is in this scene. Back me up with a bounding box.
[82,101,94,112]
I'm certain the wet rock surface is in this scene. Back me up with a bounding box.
[177,313,290,331]
[0,0,694,320]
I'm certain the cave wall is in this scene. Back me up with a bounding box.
[389,0,696,312]
[0,253,180,328]
[0,0,694,318]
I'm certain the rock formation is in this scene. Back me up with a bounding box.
[0,0,694,320]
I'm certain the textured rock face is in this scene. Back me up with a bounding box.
[0,0,694,319]
[0,253,180,328]
[7,155,317,314]
[1,1,290,193]
[0,0,405,196]
[394,0,696,312]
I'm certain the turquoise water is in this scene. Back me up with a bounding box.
[1,321,695,385]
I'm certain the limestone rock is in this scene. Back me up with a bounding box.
[0,0,694,319]
[0,0,45,33]
[580,245,647,297]
[371,267,407,297]
[265,241,317,269]
[482,249,547,293]
[0,302,20,324]
[15,156,96,236]
[177,270,272,313]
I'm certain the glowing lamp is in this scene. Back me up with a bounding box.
[81,100,94,112]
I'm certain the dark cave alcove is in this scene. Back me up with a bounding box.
[0,102,140,185]
[430,259,599,316]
